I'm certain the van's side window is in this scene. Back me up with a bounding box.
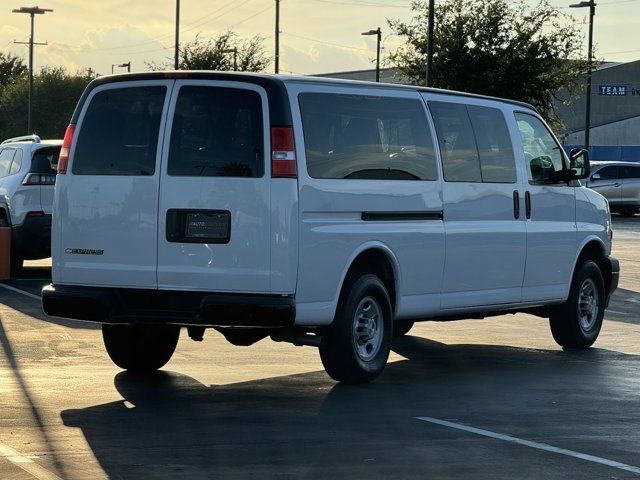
[429,102,481,182]
[73,86,166,176]
[467,105,516,183]
[168,86,264,178]
[429,102,516,183]
[514,113,566,184]
[298,93,437,180]
[0,149,16,178]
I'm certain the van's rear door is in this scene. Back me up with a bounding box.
[156,80,271,292]
[54,80,173,287]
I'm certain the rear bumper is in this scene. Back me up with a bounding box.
[42,284,295,327]
[12,215,51,259]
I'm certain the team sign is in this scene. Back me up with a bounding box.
[598,85,628,96]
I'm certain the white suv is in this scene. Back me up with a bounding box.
[42,72,619,383]
[0,135,60,274]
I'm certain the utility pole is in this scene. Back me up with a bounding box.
[174,0,180,69]
[570,1,596,152]
[426,0,435,87]
[12,6,53,134]
[362,28,382,82]
[223,48,238,71]
[275,0,280,74]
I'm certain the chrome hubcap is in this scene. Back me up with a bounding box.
[578,278,599,331]
[352,296,383,361]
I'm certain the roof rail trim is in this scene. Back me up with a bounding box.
[1,134,41,145]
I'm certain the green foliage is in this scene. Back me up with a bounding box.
[0,52,27,91]
[388,0,595,122]
[150,31,270,72]
[0,67,95,139]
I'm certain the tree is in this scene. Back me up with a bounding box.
[388,0,595,122]
[0,52,27,91]
[150,32,270,72]
[0,67,94,139]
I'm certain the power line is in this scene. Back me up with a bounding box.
[305,0,410,7]
[282,31,370,52]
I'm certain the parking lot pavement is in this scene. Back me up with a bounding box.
[0,219,639,479]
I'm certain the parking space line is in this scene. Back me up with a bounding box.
[0,443,62,480]
[0,283,41,301]
[417,417,640,475]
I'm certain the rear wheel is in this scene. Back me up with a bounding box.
[102,324,180,371]
[549,260,605,349]
[10,251,22,277]
[319,274,392,383]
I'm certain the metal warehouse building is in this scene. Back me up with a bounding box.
[318,60,640,162]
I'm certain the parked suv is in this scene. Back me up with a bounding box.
[0,135,60,274]
[585,161,640,216]
[42,72,619,383]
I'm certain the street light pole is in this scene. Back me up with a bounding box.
[12,6,53,134]
[570,1,596,153]
[362,28,382,82]
[275,0,280,74]
[426,0,435,87]
[174,0,180,69]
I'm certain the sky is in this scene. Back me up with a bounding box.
[0,0,639,77]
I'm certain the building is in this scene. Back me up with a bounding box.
[317,60,640,161]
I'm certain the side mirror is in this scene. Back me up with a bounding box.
[566,148,590,180]
[591,173,601,181]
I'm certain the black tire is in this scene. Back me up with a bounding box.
[102,324,180,372]
[9,251,22,277]
[549,260,605,349]
[319,274,392,383]
[393,320,414,338]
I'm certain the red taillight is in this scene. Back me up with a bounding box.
[27,211,45,217]
[271,126,297,178]
[57,124,76,174]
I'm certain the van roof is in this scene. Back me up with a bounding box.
[71,71,537,126]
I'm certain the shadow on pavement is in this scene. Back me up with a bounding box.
[61,336,640,479]
[606,288,640,325]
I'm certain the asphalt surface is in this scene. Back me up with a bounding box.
[0,217,639,479]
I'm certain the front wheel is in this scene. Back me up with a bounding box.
[549,260,605,349]
[319,274,392,383]
[102,324,180,372]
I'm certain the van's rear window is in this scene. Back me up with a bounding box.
[72,86,166,176]
[167,86,264,178]
[299,93,437,181]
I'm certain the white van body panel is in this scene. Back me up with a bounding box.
[52,79,174,287]
[289,83,445,326]
[269,179,299,294]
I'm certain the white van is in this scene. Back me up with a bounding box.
[42,72,619,383]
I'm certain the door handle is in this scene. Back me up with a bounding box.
[614,182,622,187]
[525,191,531,219]
[513,190,520,219]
